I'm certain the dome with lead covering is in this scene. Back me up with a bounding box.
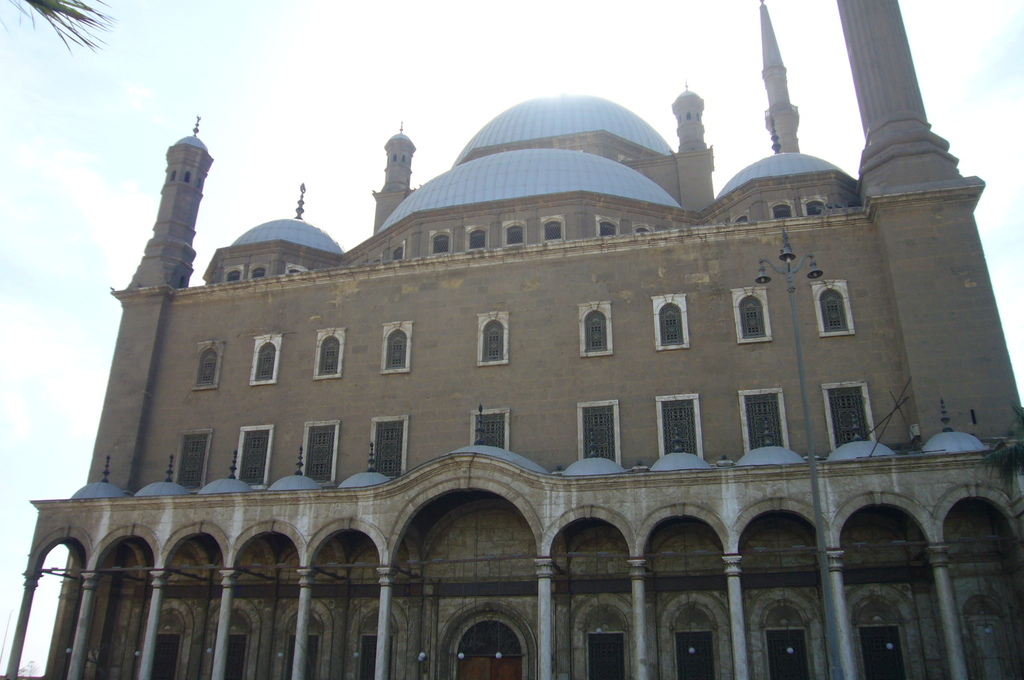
[650,452,713,471]
[923,431,985,454]
[717,153,848,198]
[233,218,343,254]
[455,95,672,165]
[71,481,127,500]
[736,445,805,466]
[198,477,253,495]
[562,457,626,477]
[828,440,896,462]
[338,471,391,488]
[175,135,208,151]
[268,474,323,491]
[449,445,548,473]
[135,480,190,497]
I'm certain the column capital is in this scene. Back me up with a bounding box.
[534,558,556,578]
[723,554,742,576]
[150,570,169,588]
[81,572,101,589]
[627,558,647,578]
[926,544,951,566]
[377,567,395,585]
[826,549,845,572]
[23,573,40,589]
[297,568,316,587]
[218,569,238,587]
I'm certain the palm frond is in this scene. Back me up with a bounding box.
[982,445,1024,483]
[10,0,113,50]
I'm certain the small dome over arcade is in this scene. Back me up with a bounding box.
[736,445,805,466]
[828,440,896,462]
[71,456,127,500]
[268,449,324,491]
[136,456,190,496]
[563,456,626,477]
[650,451,713,471]
[198,454,253,495]
[338,471,391,488]
[718,152,848,198]
[449,444,548,474]
[923,400,986,454]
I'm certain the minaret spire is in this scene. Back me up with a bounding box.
[760,1,799,153]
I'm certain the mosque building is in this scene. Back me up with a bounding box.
[7,2,1022,680]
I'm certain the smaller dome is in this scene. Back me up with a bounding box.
[718,153,847,198]
[268,474,323,491]
[198,477,253,495]
[175,136,208,151]
[828,440,896,462]
[388,132,413,145]
[736,446,805,466]
[562,457,626,477]
[650,452,713,471]
[232,218,343,254]
[338,471,391,488]
[71,481,126,500]
[135,480,190,497]
[449,445,548,473]
[923,431,985,454]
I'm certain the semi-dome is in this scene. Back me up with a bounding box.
[338,471,391,488]
[380,149,680,231]
[135,480,190,497]
[175,135,208,151]
[198,477,253,495]
[71,481,127,500]
[268,474,323,491]
[456,95,673,165]
[232,218,343,254]
[650,451,713,471]
[923,431,985,454]
[828,440,896,462]
[717,153,848,198]
[562,456,626,477]
[449,445,548,473]
[736,445,805,466]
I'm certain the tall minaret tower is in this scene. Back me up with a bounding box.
[373,127,416,231]
[673,88,707,153]
[760,1,799,153]
[130,119,214,289]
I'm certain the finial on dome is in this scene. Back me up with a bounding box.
[165,455,175,483]
[101,455,112,483]
[228,450,238,479]
[295,446,305,476]
[367,442,377,473]
[940,399,953,432]
[193,116,201,137]
[475,404,486,445]
[400,121,404,134]
[296,183,306,220]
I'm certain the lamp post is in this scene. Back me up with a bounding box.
[755,229,845,680]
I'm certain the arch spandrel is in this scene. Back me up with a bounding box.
[933,484,1016,538]
[28,526,91,574]
[635,503,728,556]
[307,518,387,565]
[229,519,305,566]
[728,497,817,552]
[162,522,230,567]
[540,504,635,556]
[92,524,160,570]
[830,491,937,545]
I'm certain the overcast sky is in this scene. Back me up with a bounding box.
[1,0,1022,670]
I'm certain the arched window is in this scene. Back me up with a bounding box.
[659,304,683,346]
[432,234,449,254]
[318,336,341,376]
[585,311,607,352]
[169,170,176,182]
[599,221,616,236]
[250,267,266,279]
[544,221,562,240]
[196,348,218,386]
[506,225,524,245]
[635,226,650,234]
[819,289,848,332]
[734,215,749,224]
[183,171,191,184]
[740,296,766,338]
[386,330,407,369]
[686,112,692,120]
[392,154,397,162]
[468,230,486,249]
[805,201,825,216]
[256,343,276,381]
[482,320,504,362]
[391,246,404,261]
[772,204,792,219]
[226,270,241,282]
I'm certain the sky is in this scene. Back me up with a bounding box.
[1,0,1022,671]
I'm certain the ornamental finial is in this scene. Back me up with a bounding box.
[165,455,175,483]
[296,183,306,220]
[228,450,238,479]
[101,455,111,483]
[193,116,201,137]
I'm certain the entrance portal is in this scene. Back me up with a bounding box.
[457,621,523,680]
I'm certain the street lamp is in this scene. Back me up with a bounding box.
[755,230,844,680]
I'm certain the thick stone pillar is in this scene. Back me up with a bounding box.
[827,551,857,680]
[66,573,101,680]
[723,555,748,680]
[137,570,168,680]
[291,569,315,680]
[628,559,649,680]
[374,567,395,680]
[5,574,39,680]
[535,559,555,680]
[211,570,238,680]
[927,546,968,680]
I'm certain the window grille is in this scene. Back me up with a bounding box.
[744,393,782,449]
[226,270,241,282]
[827,386,867,445]
[675,631,715,680]
[239,429,270,484]
[482,321,504,362]
[475,412,506,448]
[599,221,617,236]
[819,290,848,332]
[458,621,522,656]
[469,230,486,249]
[587,633,625,680]
[805,201,825,216]
[178,434,208,488]
[318,337,340,375]
[659,304,684,346]
[433,234,449,254]
[196,349,218,385]
[286,635,319,680]
[739,296,766,338]
[152,634,180,680]
[256,343,276,381]
[251,267,266,279]
[306,425,335,481]
[765,630,809,680]
[386,330,407,369]
[392,246,404,261]
[662,399,697,455]
[506,225,524,245]
[583,405,616,460]
[374,421,404,477]
[544,221,562,240]
[859,627,906,680]
[585,311,608,353]
[358,637,377,680]
[772,204,792,219]
[225,635,247,680]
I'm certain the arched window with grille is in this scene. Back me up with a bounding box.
[432,233,450,254]
[249,334,282,384]
[468,229,486,250]
[226,269,241,282]
[805,200,825,216]
[599,220,617,236]
[820,290,847,332]
[740,296,765,338]
[478,315,508,365]
[250,267,266,279]
[813,280,855,336]
[315,330,344,378]
[771,204,792,219]
[381,322,413,373]
[196,347,219,387]
[256,343,276,380]
[732,289,771,343]
[506,224,524,246]
[656,299,687,349]
[391,246,404,261]
[387,330,406,369]
[544,220,562,240]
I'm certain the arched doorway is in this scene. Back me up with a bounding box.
[457,621,523,680]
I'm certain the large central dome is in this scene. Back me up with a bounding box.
[455,95,673,165]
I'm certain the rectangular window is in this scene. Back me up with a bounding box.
[225,635,247,680]
[152,634,181,680]
[373,417,407,478]
[859,627,906,680]
[578,401,620,462]
[285,635,320,680]
[471,409,509,449]
[238,427,273,485]
[657,395,702,458]
[675,631,714,680]
[359,636,377,680]
[178,432,210,488]
[765,630,809,680]
[740,390,787,451]
[588,633,625,680]
[822,381,874,450]
[305,423,338,482]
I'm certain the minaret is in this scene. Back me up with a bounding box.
[130,118,214,289]
[672,87,707,153]
[670,87,715,210]
[373,126,416,231]
[760,1,799,153]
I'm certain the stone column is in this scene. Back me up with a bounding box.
[627,559,649,680]
[137,570,169,680]
[535,558,555,680]
[211,570,238,680]
[66,573,101,680]
[4,573,39,680]
[374,567,395,680]
[927,545,968,680]
[827,550,857,680]
[723,555,748,680]
[290,569,315,680]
